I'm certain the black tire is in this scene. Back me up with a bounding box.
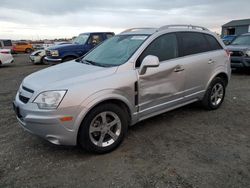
[78,103,128,154]
[62,56,76,63]
[25,48,32,53]
[40,56,45,64]
[202,77,226,110]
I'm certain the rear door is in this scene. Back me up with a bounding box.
[176,32,216,97]
[137,33,186,118]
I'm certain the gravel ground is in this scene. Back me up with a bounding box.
[0,54,250,188]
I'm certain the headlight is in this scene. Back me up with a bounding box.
[245,50,250,57]
[33,90,67,109]
[50,50,59,57]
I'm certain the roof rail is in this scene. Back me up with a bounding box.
[158,25,209,31]
[121,27,155,33]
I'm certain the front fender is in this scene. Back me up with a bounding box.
[73,89,137,136]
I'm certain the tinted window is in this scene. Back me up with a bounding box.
[3,40,12,46]
[137,33,178,67]
[204,34,222,50]
[17,42,27,45]
[178,32,210,56]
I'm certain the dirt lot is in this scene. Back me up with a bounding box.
[0,54,250,188]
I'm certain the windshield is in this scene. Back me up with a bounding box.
[82,35,149,67]
[73,34,89,45]
[231,35,250,45]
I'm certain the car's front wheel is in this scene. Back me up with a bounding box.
[202,77,226,110]
[78,103,128,154]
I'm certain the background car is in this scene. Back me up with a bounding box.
[29,50,46,64]
[12,42,33,53]
[227,33,250,69]
[0,39,13,50]
[222,35,237,45]
[0,49,14,66]
[30,42,71,64]
[45,32,114,64]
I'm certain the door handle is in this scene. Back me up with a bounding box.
[174,65,185,72]
[208,59,215,64]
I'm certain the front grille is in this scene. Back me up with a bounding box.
[46,50,51,56]
[231,51,244,57]
[19,95,30,104]
[22,86,34,93]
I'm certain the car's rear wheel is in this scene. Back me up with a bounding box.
[78,103,128,154]
[202,77,226,110]
[25,48,32,53]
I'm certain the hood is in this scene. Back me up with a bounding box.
[48,43,83,51]
[226,45,250,51]
[22,61,117,91]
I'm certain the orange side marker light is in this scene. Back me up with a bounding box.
[60,116,73,122]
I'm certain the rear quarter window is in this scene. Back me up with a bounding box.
[178,32,210,56]
[204,34,223,51]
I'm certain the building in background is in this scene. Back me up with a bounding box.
[222,18,250,37]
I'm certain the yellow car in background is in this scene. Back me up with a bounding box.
[12,42,33,53]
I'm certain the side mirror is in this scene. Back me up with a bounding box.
[139,55,160,75]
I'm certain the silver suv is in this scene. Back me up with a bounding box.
[13,25,231,153]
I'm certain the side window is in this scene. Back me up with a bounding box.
[178,32,210,56]
[136,33,178,67]
[106,33,114,39]
[204,34,223,51]
[88,34,103,45]
[3,40,12,46]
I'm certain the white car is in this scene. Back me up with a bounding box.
[30,42,71,64]
[29,50,46,64]
[0,49,14,66]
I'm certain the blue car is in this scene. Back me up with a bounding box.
[222,35,237,45]
[45,32,114,64]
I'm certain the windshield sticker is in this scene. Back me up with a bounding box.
[131,36,147,40]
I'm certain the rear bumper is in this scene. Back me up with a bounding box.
[0,57,14,65]
[230,56,250,68]
[44,57,62,64]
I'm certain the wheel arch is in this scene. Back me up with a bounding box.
[62,55,78,62]
[206,69,229,91]
[75,95,134,145]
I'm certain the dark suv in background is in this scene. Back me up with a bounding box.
[45,32,114,64]
[227,33,250,69]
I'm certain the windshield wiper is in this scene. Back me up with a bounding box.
[83,59,111,67]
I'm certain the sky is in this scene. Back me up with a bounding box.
[0,0,249,40]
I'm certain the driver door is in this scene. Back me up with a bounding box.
[137,33,186,118]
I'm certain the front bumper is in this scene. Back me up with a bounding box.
[231,56,250,68]
[29,55,41,64]
[13,94,81,146]
[44,56,62,64]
